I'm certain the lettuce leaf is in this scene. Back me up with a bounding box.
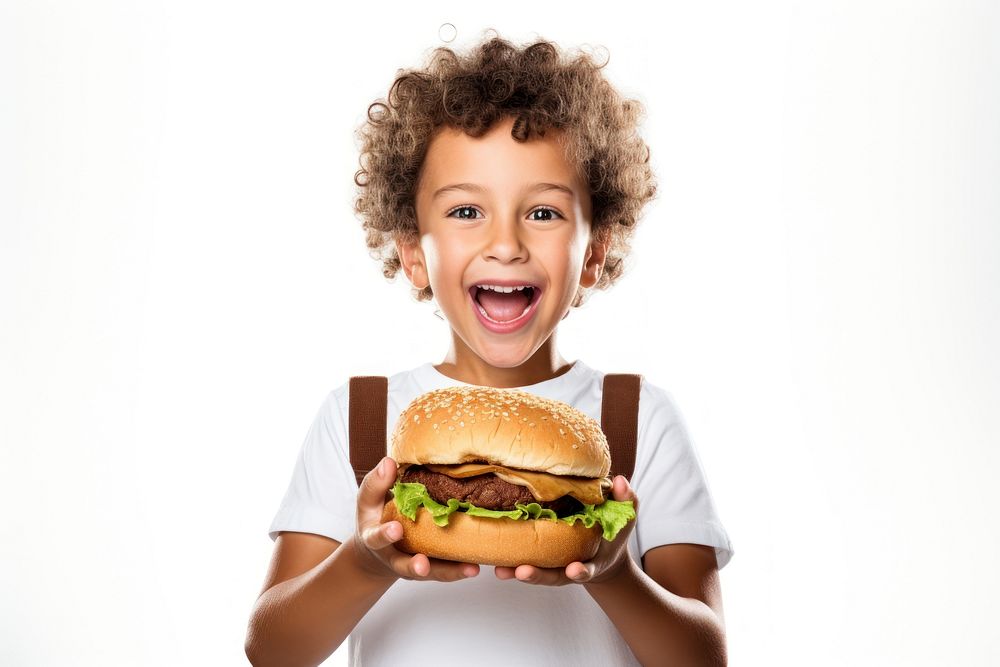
[390,481,636,542]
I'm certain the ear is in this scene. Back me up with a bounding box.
[395,234,430,290]
[579,233,608,289]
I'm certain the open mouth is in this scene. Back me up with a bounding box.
[468,284,542,326]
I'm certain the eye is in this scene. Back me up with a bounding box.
[529,207,563,222]
[446,205,482,220]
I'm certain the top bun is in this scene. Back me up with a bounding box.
[390,386,611,478]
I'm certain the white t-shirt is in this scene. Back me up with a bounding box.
[269,360,733,666]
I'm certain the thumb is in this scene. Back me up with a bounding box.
[357,456,397,526]
[612,475,638,511]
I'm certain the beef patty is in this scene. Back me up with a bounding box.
[400,465,589,516]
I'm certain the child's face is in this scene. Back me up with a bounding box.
[397,116,606,369]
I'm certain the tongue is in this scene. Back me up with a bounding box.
[476,289,531,322]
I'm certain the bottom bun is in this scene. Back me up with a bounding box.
[381,501,602,568]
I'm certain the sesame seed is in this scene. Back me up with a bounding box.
[390,385,611,474]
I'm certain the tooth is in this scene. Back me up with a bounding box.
[475,284,533,293]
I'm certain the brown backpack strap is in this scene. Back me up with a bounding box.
[601,373,642,481]
[348,376,388,487]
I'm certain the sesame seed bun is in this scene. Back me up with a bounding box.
[385,385,612,568]
[389,386,611,477]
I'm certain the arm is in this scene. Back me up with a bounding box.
[494,475,727,666]
[244,532,394,667]
[583,543,726,667]
[245,457,480,667]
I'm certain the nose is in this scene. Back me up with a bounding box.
[482,215,527,263]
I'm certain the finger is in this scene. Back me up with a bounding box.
[565,561,595,583]
[386,550,479,581]
[385,550,428,579]
[607,477,639,545]
[357,457,398,527]
[423,556,481,582]
[360,519,403,552]
[613,475,639,512]
[494,566,517,580]
[408,553,430,578]
[612,475,634,501]
[514,564,570,586]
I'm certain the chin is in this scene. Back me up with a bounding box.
[471,341,543,369]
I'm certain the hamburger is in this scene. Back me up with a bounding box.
[380,385,636,568]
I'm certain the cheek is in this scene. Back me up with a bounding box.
[559,233,589,275]
[535,240,584,297]
[420,235,465,284]
[569,226,594,272]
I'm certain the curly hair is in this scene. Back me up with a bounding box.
[353,31,657,307]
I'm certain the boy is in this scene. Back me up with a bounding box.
[246,34,733,666]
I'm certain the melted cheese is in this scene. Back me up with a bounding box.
[423,462,611,504]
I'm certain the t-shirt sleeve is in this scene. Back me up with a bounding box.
[267,387,358,543]
[631,384,734,569]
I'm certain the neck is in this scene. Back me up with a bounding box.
[435,331,573,388]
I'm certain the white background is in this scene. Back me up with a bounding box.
[2,1,998,665]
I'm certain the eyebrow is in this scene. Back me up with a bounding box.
[431,182,576,200]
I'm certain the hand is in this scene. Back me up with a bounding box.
[350,456,481,583]
[494,475,639,586]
